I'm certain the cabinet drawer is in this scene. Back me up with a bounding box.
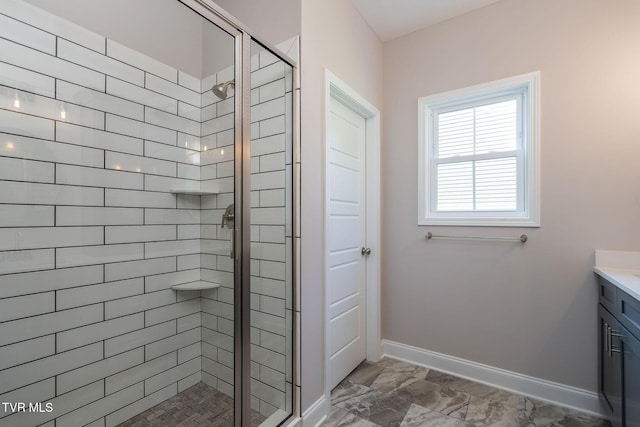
[619,289,640,341]
[599,277,618,314]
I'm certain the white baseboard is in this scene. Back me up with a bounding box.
[302,395,328,427]
[382,340,605,417]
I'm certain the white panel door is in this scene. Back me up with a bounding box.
[328,97,367,390]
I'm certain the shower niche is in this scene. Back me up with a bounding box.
[0,0,298,426]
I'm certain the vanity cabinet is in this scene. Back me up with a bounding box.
[599,304,623,426]
[624,333,640,427]
[598,277,640,427]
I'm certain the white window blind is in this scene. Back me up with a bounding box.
[435,98,520,212]
[418,72,540,227]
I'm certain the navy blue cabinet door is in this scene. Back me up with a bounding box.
[623,331,640,427]
[600,305,623,427]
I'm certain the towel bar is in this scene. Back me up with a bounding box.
[426,232,528,243]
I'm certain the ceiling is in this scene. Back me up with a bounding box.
[351,0,502,42]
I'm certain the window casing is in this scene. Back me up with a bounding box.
[418,72,540,227]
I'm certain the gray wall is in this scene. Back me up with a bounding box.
[202,23,235,81]
[213,0,300,46]
[23,0,205,77]
[300,0,383,411]
[382,0,640,392]
[24,0,237,78]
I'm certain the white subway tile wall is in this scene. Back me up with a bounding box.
[199,61,235,406]
[0,1,205,425]
[0,1,295,425]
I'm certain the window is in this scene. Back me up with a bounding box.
[418,72,540,227]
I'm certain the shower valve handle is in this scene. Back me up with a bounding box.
[221,204,235,229]
[221,212,233,229]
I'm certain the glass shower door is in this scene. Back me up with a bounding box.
[199,11,239,427]
[0,1,297,426]
[0,1,241,425]
[247,40,295,426]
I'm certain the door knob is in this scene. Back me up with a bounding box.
[361,247,371,256]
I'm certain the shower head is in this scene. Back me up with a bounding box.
[211,80,235,100]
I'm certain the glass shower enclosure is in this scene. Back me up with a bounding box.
[0,0,298,426]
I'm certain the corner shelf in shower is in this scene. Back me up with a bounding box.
[170,182,220,196]
[171,281,221,291]
[169,189,220,196]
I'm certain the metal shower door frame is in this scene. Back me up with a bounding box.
[176,1,300,426]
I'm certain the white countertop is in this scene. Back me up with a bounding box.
[594,250,640,301]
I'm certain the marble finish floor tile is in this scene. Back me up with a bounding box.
[323,358,611,427]
[464,396,532,427]
[394,380,470,421]
[324,407,382,427]
[400,404,474,427]
[370,368,425,394]
[333,387,413,427]
[343,361,386,387]
[376,358,430,378]
[332,382,372,406]
[527,401,611,427]
[426,370,533,414]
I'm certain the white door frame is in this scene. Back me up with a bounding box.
[324,69,381,407]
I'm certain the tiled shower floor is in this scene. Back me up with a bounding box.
[116,382,266,427]
[323,358,610,427]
